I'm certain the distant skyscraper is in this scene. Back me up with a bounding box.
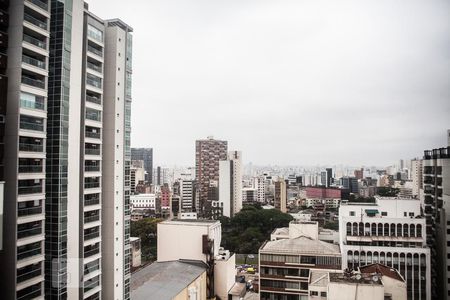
[195,136,227,216]
[411,158,423,198]
[340,176,359,194]
[326,167,333,187]
[274,179,287,213]
[354,168,363,180]
[180,179,195,212]
[131,147,153,183]
[423,131,450,300]
[219,151,243,218]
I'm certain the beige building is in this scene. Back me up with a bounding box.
[131,260,207,300]
[274,179,287,213]
[130,237,142,268]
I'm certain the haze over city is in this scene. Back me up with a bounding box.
[87,0,450,166]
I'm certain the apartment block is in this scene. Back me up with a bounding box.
[339,196,431,300]
[218,150,242,218]
[274,179,287,213]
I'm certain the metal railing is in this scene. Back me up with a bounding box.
[84,231,100,240]
[23,55,46,69]
[86,78,102,89]
[84,247,99,258]
[17,226,42,239]
[85,148,100,155]
[19,165,43,173]
[87,45,103,57]
[86,112,101,122]
[22,76,45,89]
[18,185,42,194]
[19,143,44,152]
[85,131,101,139]
[87,62,102,73]
[20,98,45,110]
[85,166,100,172]
[84,263,99,275]
[85,198,100,206]
[17,268,42,283]
[84,182,100,189]
[27,0,48,10]
[18,206,42,217]
[17,247,41,261]
[23,34,46,49]
[24,13,48,30]
[84,214,100,223]
[17,286,42,300]
[86,95,101,105]
[20,120,44,131]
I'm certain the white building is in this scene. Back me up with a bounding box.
[339,196,431,300]
[219,151,243,217]
[410,158,422,198]
[253,175,266,203]
[131,193,156,210]
[130,237,141,268]
[180,179,195,212]
[242,187,257,202]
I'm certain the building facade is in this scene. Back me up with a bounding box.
[274,179,287,213]
[218,150,242,218]
[339,197,431,300]
[422,133,450,300]
[195,136,227,217]
[131,147,153,184]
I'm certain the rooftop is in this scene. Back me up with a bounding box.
[260,236,340,255]
[163,219,219,225]
[309,270,330,287]
[131,260,207,300]
[329,272,383,285]
[360,263,405,282]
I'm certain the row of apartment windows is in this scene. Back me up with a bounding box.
[260,254,341,267]
[261,279,308,291]
[260,267,310,278]
[345,222,423,238]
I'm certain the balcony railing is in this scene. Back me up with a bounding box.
[85,166,100,172]
[24,13,47,30]
[84,247,99,258]
[18,185,42,195]
[22,76,45,89]
[86,78,102,89]
[87,62,102,73]
[23,55,46,69]
[17,247,41,261]
[87,45,103,57]
[84,231,100,241]
[85,148,100,155]
[17,268,42,283]
[86,112,101,122]
[18,206,43,217]
[20,120,44,131]
[85,197,100,206]
[17,226,42,239]
[27,0,48,10]
[86,95,101,105]
[84,182,100,189]
[84,214,100,223]
[23,34,46,49]
[17,285,42,300]
[85,131,100,139]
[84,262,99,275]
[20,98,45,110]
[19,143,44,152]
[19,165,43,173]
[84,277,100,292]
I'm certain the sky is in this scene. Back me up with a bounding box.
[88,0,450,167]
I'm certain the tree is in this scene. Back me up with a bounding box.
[131,218,162,262]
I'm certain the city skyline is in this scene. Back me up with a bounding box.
[88,0,450,166]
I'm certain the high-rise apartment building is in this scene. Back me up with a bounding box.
[422,131,450,300]
[411,158,423,198]
[195,136,227,217]
[131,147,153,184]
[218,151,242,218]
[180,179,195,212]
[254,175,266,203]
[339,196,431,300]
[274,179,287,213]
[0,1,132,299]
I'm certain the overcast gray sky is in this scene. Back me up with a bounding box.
[89,0,450,167]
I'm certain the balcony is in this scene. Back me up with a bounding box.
[24,13,47,30]
[87,45,103,57]
[21,75,45,89]
[84,214,100,223]
[20,120,44,131]
[84,260,100,275]
[84,244,100,258]
[17,244,42,261]
[19,142,44,152]
[18,205,42,217]
[85,195,100,206]
[84,275,100,292]
[87,61,102,73]
[85,148,100,155]
[17,263,42,283]
[84,230,100,241]
[23,34,46,49]
[86,108,101,122]
[84,179,100,189]
[17,221,42,239]
[23,54,46,69]
[18,185,42,195]
[20,98,45,110]
[85,131,101,139]
[19,164,43,173]
[26,0,48,10]
[86,94,101,105]
[85,165,100,172]
[16,282,42,300]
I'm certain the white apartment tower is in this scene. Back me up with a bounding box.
[339,197,431,300]
[0,1,132,299]
[219,151,242,218]
[180,179,195,212]
[411,158,423,198]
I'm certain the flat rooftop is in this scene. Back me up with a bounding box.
[329,272,383,285]
[131,260,206,300]
[260,236,340,255]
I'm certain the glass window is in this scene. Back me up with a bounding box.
[87,24,103,43]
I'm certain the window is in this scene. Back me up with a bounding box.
[381,212,387,216]
[87,24,103,42]
[404,212,407,217]
[310,291,318,296]
[321,292,327,297]
[350,211,355,216]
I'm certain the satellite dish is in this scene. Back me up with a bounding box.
[372,275,379,282]
[355,274,362,280]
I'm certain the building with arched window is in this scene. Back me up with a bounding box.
[339,196,431,300]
